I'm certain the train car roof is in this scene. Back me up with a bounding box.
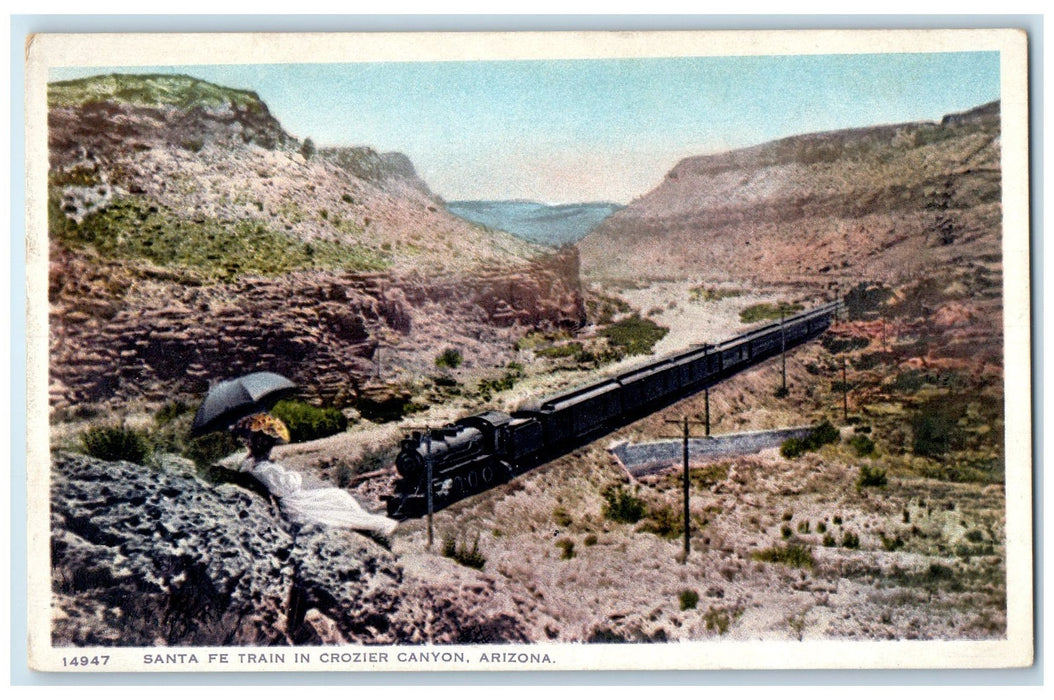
[540,380,620,411]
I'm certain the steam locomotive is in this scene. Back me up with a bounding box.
[386,301,841,519]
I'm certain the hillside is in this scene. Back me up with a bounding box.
[579,102,1002,286]
[48,74,540,275]
[47,74,584,411]
[447,200,622,247]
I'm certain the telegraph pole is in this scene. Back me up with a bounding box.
[681,417,690,560]
[704,386,711,437]
[780,306,787,395]
[425,428,434,548]
[841,355,848,423]
[663,416,712,562]
[704,344,711,436]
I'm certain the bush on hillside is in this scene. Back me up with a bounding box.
[80,425,151,464]
[601,485,646,524]
[270,400,348,443]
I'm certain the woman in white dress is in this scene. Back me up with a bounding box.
[230,413,397,537]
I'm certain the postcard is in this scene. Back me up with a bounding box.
[24,28,1032,672]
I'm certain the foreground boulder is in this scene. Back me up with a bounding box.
[49,452,529,646]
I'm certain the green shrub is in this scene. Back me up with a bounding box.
[556,538,576,560]
[782,422,840,459]
[925,563,954,582]
[442,535,486,569]
[739,302,803,324]
[781,525,793,539]
[679,589,700,611]
[911,400,966,458]
[781,437,806,459]
[822,533,837,547]
[640,504,683,539]
[536,342,583,359]
[816,521,827,534]
[553,506,573,528]
[704,607,734,635]
[752,544,814,569]
[688,285,743,303]
[880,532,905,551]
[821,335,870,354]
[857,464,888,488]
[477,366,523,400]
[805,421,840,449]
[797,520,811,534]
[599,314,669,356]
[849,434,876,456]
[841,532,860,549]
[844,282,893,320]
[434,348,463,369]
[80,425,151,464]
[601,485,646,524]
[584,534,598,546]
[270,400,348,443]
[889,369,928,394]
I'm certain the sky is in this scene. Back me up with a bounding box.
[51,52,1001,204]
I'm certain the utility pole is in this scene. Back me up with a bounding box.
[841,355,848,423]
[704,386,711,437]
[704,344,711,436]
[780,306,787,395]
[663,416,712,563]
[681,417,690,561]
[425,428,434,548]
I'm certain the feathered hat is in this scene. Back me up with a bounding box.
[232,412,291,444]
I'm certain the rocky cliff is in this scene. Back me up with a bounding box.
[49,245,584,409]
[51,452,532,646]
[47,74,585,412]
[580,102,1002,285]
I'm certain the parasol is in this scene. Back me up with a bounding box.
[190,371,297,436]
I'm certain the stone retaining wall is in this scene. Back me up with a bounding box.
[611,426,814,478]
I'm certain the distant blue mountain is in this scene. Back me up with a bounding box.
[446,200,623,247]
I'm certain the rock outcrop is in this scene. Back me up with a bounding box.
[322,146,437,201]
[49,247,584,409]
[50,452,532,646]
